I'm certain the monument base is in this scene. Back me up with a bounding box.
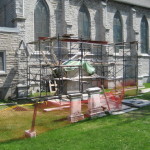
[88,108,106,118]
[68,114,84,123]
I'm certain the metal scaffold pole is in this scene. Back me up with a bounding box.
[18,35,140,102]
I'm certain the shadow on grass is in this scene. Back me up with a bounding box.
[53,117,68,122]
[113,105,150,126]
[0,136,26,145]
[137,93,150,100]
[127,106,150,118]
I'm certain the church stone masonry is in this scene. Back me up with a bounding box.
[0,0,150,99]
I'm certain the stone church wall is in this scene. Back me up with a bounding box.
[0,0,150,98]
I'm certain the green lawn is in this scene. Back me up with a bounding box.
[0,85,150,150]
[137,92,150,100]
[0,105,150,150]
[0,105,70,143]
[143,83,150,88]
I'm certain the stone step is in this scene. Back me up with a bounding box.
[139,88,150,93]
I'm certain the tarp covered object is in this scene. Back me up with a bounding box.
[63,60,95,75]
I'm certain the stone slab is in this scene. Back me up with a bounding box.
[68,93,82,98]
[82,94,88,100]
[86,87,101,93]
[139,88,150,93]
[47,100,70,106]
[122,99,150,108]
[43,106,70,112]
[0,103,17,106]
[111,104,138,115]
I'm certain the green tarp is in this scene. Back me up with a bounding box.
[64,60,95,75]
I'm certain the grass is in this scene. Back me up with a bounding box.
[124,89,137,97]
[143,83,150,88]
[0,105,149,150]
[0,105,8,111]
[0,104,70,143]
[0,84,150,149]
[28,91,56,98]
[137,92,150,100]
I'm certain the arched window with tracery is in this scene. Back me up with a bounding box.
[34,0,49,40]
[78,4,91,39]
[141,16,149,53]
[113,11,123,52]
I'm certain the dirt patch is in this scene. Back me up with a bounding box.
[13,106,28,111]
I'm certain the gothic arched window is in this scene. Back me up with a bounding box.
[141,16,149,53]
[34,0,49,40]
[78,4,91,39]
[113,11,123,52]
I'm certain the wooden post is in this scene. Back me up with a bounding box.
[101,85,110,111]
[24,103,37,138]
[31,103,38,132]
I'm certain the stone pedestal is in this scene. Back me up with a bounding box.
[86,87,106,118]
[25,130,36,138]
[17,84,28,97]
[68,93,84,123]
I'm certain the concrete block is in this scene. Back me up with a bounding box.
[17,84,28,97]
[25,130,36,138]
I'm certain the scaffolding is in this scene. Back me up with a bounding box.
[14,35,138,100]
